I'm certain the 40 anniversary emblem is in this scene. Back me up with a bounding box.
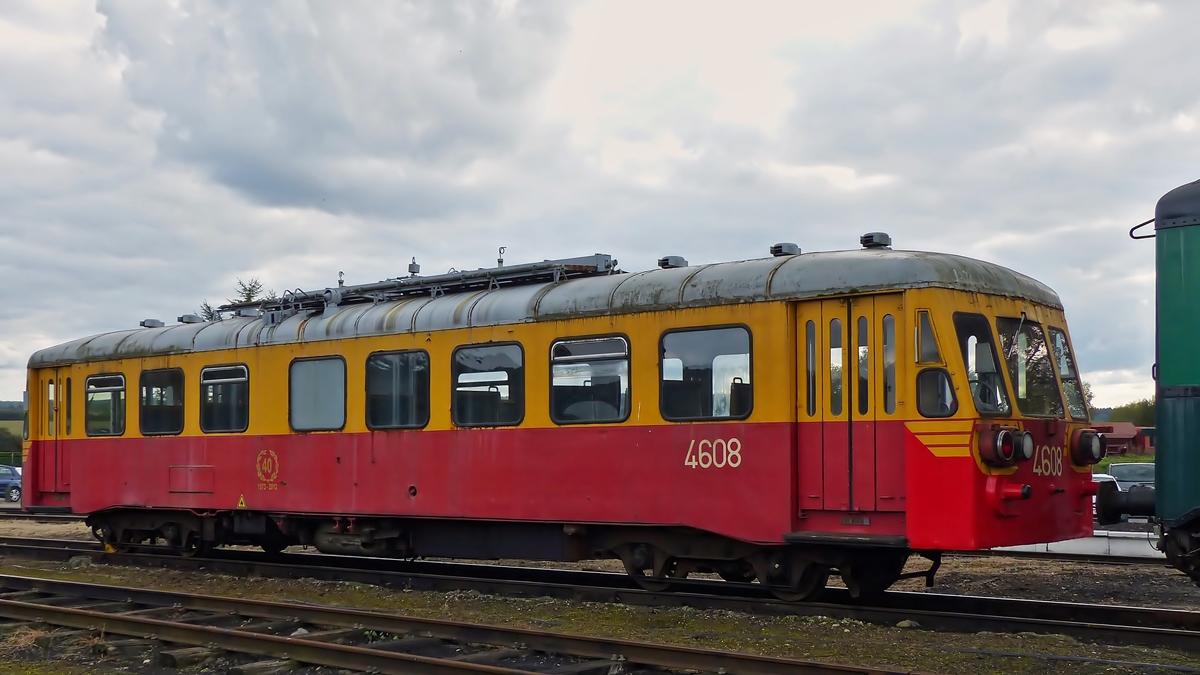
[256,448,280,490]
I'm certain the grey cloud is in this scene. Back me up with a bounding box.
[97,0,573,217]
[0,0,1194,406]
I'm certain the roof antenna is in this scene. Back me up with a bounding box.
[338,271,344,288]
[408,257,421,277]
[497,246,506,268]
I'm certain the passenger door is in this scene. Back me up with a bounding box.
[36,371,58,493]
[797,295,905,514]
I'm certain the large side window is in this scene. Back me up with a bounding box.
[140,369,184,435]
[85,374,126,436]
[65,378,72,436]
[1048,327,1088,420]
[661,326,751,420]
[997,318,1064,418]
[201,365,249,433]
[366,351,430,429]
[952,313,1010,415]
[453,344,524,427]
[551,336,630,424]
[290,358,346,431]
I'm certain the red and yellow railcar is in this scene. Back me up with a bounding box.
[22,236,1105,599]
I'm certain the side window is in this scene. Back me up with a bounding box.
[829,319,843,415]
[882,314,896,414]
[917,369,958,418]
[953,313,1010,415]
[140,369,184,435]
[453,344,524,427]
[85,374,126,436]
[65,378,72,436]
[660,326,751,420]
[856,316,869,415]
[1048,327,1088,420]
[805,320,816,417]
[551,337,630,424]
[201,365,249,433]
[366,351,430,429]
[0,467,11,476]
[289,358,346,432]
[47,379,55,434]
[917,310,941,363]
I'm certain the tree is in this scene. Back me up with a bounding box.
[1081,381,1095,409]
[0,428,21,457]
[199,277,275,320]
[1110,397,1155,427]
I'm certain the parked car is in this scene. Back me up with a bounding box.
[1092,473,1115,516]
[0,465,20,502]
[1107,463,1155,492]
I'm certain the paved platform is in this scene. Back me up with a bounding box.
[995,529,1165,558]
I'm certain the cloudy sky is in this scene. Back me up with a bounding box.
[0,0,1193,406]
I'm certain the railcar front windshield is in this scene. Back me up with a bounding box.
[996,317,1064,418]
[953,313,1011,415]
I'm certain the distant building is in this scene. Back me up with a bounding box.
[1095,422,1155,456]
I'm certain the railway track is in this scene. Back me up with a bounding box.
[0,573,899,675]
[0,536,1197,652]
[0,509,1171,566]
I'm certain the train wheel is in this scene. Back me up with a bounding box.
[618,544,681,592]
[716,563,757,583]
[111,530,136,555]
[839,551,908,598]
[767,564,829,602]
[175,533,212,558]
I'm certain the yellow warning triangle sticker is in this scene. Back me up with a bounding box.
[237,495,246,509]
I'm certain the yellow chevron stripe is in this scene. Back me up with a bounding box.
[907,420,973,458]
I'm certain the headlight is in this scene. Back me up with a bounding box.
[980,427,1021,467]
[1070,429,1106,466]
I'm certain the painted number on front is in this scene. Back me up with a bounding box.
[1031,445,1063,477]
[685,438,742,468]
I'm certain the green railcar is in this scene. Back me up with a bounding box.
[1106,179,1200,582]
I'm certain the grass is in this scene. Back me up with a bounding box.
[0,422,19,436]
[1096,453,1155,473]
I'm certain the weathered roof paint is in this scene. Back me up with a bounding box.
[29,249,1061,368]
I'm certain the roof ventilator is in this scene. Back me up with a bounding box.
[139,319,165,328]
[177,314,204,324]
[861,232,892,249]
[771,243,800,256]
[658,256,688,269]
[219,253,621,318]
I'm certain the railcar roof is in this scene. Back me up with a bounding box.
[29,248,1061,368]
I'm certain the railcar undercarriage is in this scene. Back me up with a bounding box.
[86,508,941,601]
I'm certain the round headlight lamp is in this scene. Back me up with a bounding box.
[980,427,1021,467]
[1020,431,1035,461]
[1070,429,1107,466]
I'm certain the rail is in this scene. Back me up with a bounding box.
[0,536,1196,652]
[0,573,906,674]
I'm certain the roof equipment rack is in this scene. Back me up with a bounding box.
[218,253,620,323]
